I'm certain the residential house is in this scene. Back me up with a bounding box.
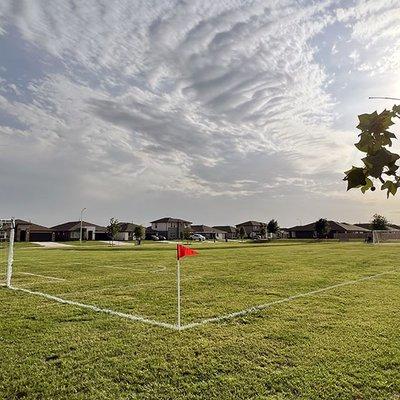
[51,220,107,241]
[288,221,370,239]
[0,219,54,242]
[191,225,226,240]
[213,225,237,239]
[15,219,54,242]
[236,221,266,238]
[150,217,192,240]
[116,222,139,241]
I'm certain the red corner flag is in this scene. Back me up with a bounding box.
[177,244,198,260]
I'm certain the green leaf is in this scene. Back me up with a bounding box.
[344,167,367,190]
[362,148,400,178]
[361,178,373,193]
[393,104,400,115]
[357,110,395,134]
[381,180,398,198]
[355,132,375,153]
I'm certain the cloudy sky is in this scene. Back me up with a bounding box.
[1,0,400,228]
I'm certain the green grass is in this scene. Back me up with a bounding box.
[1,242,399,399]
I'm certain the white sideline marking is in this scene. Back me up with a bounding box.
[3,269,396,331]
[8,286,178,330]
[180,269,397,330]
[19,272,66,281]
[100,265,167,273]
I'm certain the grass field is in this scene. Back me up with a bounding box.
[1,241,400,399]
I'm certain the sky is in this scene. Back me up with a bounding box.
[1,0,400,228]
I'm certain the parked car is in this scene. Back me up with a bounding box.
[158,235,166,241]
[151,235,160,241]
[190,234,206,241]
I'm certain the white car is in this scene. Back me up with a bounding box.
[190,233,206,241]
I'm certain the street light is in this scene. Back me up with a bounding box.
[80,207,87,244]
[369,96,400,101]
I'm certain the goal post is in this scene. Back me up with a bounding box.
[372,229,400,244]
[0,218,15,287]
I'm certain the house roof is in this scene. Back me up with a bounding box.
[150,217,192,224]
[236,221,265,227]
[288,221,370,232]
[355,223,400,231]
[51,221,106,232]
[15,219,51,232]
[191,225,226,234]
[118,222,139,232]
[213,225,237,233]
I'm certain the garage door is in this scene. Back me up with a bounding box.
[30,232,53,242]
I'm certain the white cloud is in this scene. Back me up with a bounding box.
[0,0,399,225]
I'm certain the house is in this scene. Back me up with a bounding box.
[116,222,139,241]
[213,225,237,239]
[236,221,266,238]
[0,219,54,242]
[191,225,226,240]
[288,221,370,239]
[150,217,192,240]
[15,219,54,242]
[51,220,107,241]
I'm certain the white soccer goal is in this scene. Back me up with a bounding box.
[0,218,15,287]
[372,230,400,244]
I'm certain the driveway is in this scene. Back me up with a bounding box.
[100,240,133,246]
[32,242,72,248]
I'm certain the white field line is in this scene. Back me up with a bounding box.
[18,272,67,281]
[100,265,167,273]
[7,285,178,330]
[180,269,398,330]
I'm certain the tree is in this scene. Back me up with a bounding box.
[239,226,246,240]
[259,225,266,238]
[267,219,279,235]
[183,227,192,243]
[134,225,145,245]
[371,214,388,230]
[315,218,330,239]
[107,218,120,245]
[344,105,400,198]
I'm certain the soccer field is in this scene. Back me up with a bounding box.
[1,241,400,399]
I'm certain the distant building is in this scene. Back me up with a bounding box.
[116,222,140,241]
[236,221,266,238]
[4,220,54,242]
[191,225,226,240]
[51,221,107,241]
[150,217,192,240]
[213,226,237,239]
[288,221,370,239]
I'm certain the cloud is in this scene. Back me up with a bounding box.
[0,0,399,226]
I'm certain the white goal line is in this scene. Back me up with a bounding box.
[4,269,397,331]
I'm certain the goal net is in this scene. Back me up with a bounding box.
[0,219,15,287]
[372,230,400,244]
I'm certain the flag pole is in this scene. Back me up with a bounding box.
[176,244,181,330]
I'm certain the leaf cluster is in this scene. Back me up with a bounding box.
[344,105,400,197]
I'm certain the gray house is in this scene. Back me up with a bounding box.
[191,225,226,240]
[150,217,192,240]
[236,221,266,238]
[51,220,107,241]
[213,226,237,239]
